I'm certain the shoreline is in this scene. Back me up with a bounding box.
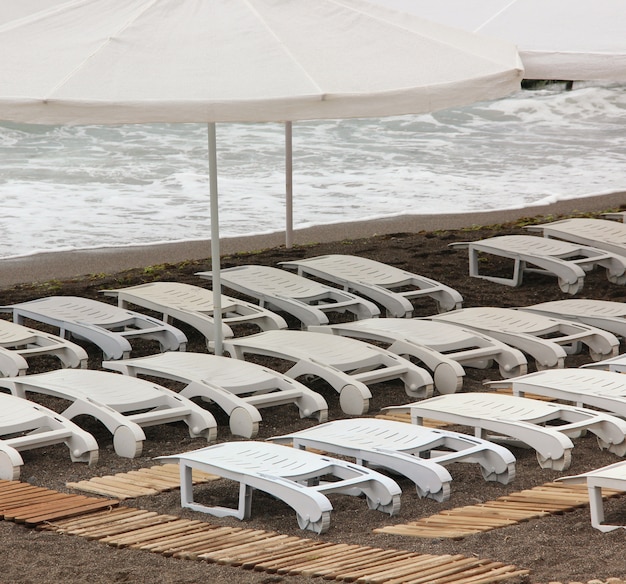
[2,190,624,288]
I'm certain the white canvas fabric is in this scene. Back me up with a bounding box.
[0,0,522,125]
[367,0,626,81]
[0,0,67,25]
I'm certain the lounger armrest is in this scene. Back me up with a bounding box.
[284,357,372,415]
[351,446,452,501]
[382,403,574,470]
[122,315,188,352]
[180,380,262,438]
[0,443,24,480]
[267,295,330,327]
[49,320,134,360]
[482,329,568,369]
[0,348,28,377]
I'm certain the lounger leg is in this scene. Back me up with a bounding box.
[238,481,253,520]
[180,463,194,508]
[588,484,611,531]
[179,462,252,520]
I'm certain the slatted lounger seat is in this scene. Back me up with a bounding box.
[427,307,618,370]
[0,392,98,480]
[309,318,527,394]
[103,351,328,438]
[0,369,217,458]
[518,299,626,339]
[449,235,626,294]
[581,354,626,373]
[602,211,626,223]
[159,441,401,534]
[196,264,380,327]
[220,329,434,415]
[527,218,626,257]
[487,369,626,424]
[383,392,626,470]
[0,318,88,373]
[280,254,463,317]
[0,296,187,360]
[101,281,287,346]
[270,418,516,502]
[558,460,626,531]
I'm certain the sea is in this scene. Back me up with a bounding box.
[0,81,624,261]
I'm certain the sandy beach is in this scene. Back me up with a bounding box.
[3,190,625,288]
[1,190,626,584]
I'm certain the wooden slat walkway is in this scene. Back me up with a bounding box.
[0,479,119,525]
[375,482,624,539]
[41,506,529,583]
[0,479,528,583]
[66,463,220,499]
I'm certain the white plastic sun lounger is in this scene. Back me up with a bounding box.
[101,281,287,346]
[527,218,626,257]
[159,441,401,534]
[449,235,626,294]
[280,254,463,317]
[0,318,88,373]
[518,299,626,339]
[427,307,619,370]
[0,392,98,480]
[309,318,527,394]
[103,351,328,438]
[486,369,626,424]
[0,296,188,360]
[221,329,434,416]
[384,392,626,470]
[0,369,217,458]
[558,460,626,531]
[602,211,626,223]
[196,264,380,327]
[581,353,626,373]
[270,418,516,501]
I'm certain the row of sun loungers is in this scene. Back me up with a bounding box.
[104,351,328,438]
[3,242,626,532]
[453,217,626,294]
[451,234,626,294]
[2,291,623,379]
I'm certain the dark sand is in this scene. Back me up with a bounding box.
[1,190,626,584]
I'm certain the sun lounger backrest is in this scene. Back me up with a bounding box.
[1,296,187,359]
[281,254,463,316]
[527,218,626,257]
[197,265,380,326]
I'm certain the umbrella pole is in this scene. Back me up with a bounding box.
[285,121,293,249]
[208,122,223,356]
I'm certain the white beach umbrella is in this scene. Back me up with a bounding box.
[0,0,523,353]
[366,0,626,81]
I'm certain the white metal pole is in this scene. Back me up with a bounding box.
[208,122,223,356]
[285,121,293,249]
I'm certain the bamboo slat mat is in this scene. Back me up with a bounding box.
[375,481,624,539]
[0,479,528,583]
[0,479,119,525]
[40,506,529,583]
[66,463,220,499]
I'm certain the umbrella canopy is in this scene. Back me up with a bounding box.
[0,0,522,124]
[0,0,523,352]
[366,0,626,81]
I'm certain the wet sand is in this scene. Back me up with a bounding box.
[2,190,624,288]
